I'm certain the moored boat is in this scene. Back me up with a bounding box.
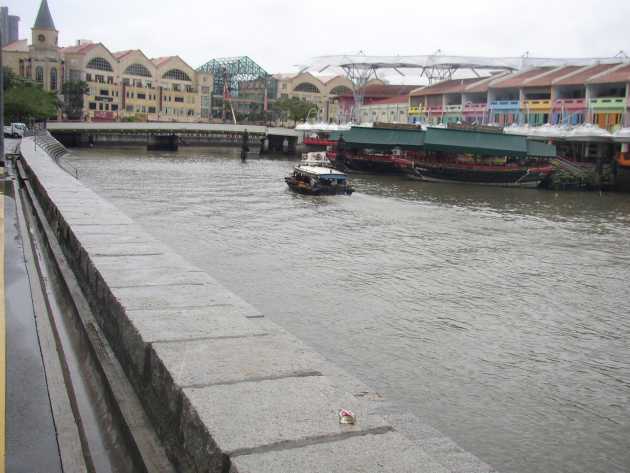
[335,150,405,174]
[329,124,558,187]
[403,157,553,187]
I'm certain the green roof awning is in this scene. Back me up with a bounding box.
[527,140,557,158]
[424,128,528,157]
[335,127,425,149]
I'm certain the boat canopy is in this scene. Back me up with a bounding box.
[297,165,347,178]
[332,125,556,157]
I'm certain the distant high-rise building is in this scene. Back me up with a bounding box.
[0,6,20,46]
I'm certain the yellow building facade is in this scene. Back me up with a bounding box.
[274,72,357,122]
[2,0,213,122]
[272,72,388,123]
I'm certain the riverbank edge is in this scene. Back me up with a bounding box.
[18,134,498,473]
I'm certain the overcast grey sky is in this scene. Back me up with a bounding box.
[6,0,630,76]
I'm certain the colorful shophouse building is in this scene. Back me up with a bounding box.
[408,62,630,131]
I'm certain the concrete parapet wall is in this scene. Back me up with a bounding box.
[19,135,497,473]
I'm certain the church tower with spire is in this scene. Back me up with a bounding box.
[31,0,58,51]
[28,0,61,93]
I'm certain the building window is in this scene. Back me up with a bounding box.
[86,57,114,72]
[89,102,97,110]
[35,66,44,83]
[86,73,93,82]
[107,76,114,84]
[162,69,192,81]
[19,60,25,77]
[112,104,118,111]
[50,68,58,90]
[123,78,130,86]
[95,74,105,83]
[175,97,184,103]
[100,89,109,96]
[124,63,152,77]
[126,105,134,112]
[137,93,146,99]
[330,86,352,96]
[148,107,156,114]
[294,82,320,93]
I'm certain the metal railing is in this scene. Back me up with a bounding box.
[31,128,80,179]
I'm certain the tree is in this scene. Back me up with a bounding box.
[61,80,89,120]
[274,97,319,123]
[3,70,58,123]
[2,66,17,91]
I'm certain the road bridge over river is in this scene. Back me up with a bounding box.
[46,122,300,153]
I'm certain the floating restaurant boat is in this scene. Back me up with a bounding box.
[329,123,557,187]
[285,155,353,195]
[402,154,553,187]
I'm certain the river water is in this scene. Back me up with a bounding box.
[66,147,630,473]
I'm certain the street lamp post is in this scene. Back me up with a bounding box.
[306,107,318,124]
[1,25,4,162]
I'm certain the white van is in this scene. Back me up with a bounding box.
[3,123,27,138]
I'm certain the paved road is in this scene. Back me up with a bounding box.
[2,171,63,473]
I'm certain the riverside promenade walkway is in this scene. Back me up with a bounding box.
[18,134,498,473]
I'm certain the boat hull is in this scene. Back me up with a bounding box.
[407,165,550,188]
[336,155,405,174]
[285,178,353,196]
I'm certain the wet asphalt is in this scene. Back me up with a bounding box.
[3,175,63,473]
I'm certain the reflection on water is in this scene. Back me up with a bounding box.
[67,147,630,473]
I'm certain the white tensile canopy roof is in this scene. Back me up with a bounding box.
[301,54,629,80]
[295,122,352,132]
[504,124,616,141]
